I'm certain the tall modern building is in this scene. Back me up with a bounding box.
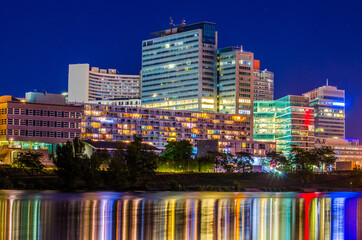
[253,60,274,101]
[218,46,254,115]
[217,46,254,140]
[141,22,218,112]
[68,64,140,103]
[303,84,345,139]
[254,95,315,152]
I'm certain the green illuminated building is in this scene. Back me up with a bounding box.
[253,95,315,152]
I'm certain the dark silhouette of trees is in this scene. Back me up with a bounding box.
[14,151,44,175]
[83,149,110,190]
[109,142,127,190]
[53,138,88,190]
[125,134,158,188]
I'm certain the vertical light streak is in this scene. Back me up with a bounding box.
[122,200,128,240]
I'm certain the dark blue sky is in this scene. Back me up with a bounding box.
[1,0,361,139]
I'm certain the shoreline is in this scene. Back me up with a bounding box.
[2,171,362,192]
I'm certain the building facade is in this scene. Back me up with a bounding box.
[218,46,254,115]
[68,64,140,103]
[88,98,141,107]
[253,60,274,101]
[314,137,362,170]
[303,84,345,139]
[197,139,276,156]
[0,94,81,163]
[254,95,315,152]
[141,22,218,112]
[81,104,250,149]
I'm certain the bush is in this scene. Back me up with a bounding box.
[169,179,181,191]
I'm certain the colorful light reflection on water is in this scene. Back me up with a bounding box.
[0,191,362,239]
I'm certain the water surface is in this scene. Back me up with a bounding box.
[0,191,361,239]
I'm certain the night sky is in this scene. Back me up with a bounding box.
[1,0,361,139]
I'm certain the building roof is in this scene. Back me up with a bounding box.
[83,140,160,151]
[150,21,215,37]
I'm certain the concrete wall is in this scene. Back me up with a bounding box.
[68,64,89,102]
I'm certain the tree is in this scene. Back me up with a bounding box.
[235,152,254,173]
[109,142,127,190]
[83,149,110,190]
[196,155,215,172]
[14,151,44,175]
[290,146,314,172]
[311,146,336,172]
[125,134,158,188]
[53,138,88,190]
[266,150,291,171]
[162,140,195,171]
[209,151,234,172]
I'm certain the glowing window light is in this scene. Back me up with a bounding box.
[332,102,345,107]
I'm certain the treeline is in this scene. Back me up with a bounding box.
[267,146,337,173]
[4,135,339,191]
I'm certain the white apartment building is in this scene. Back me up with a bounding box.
[68,64,140,103]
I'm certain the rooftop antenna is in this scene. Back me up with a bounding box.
[326,78,329,86]
[179,19,186,32]
[181,19,186,26]
[169,17,174,34]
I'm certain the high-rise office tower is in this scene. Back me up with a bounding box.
[218,46,254,140]
[254,95,315,152]
[303,83,345,139]
[253,60,274,101]
[218,46,254,115]
[68,64,140,103]
[141,21,218,112]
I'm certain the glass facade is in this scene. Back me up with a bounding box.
[254,95,315,152]
[141,22,217,112]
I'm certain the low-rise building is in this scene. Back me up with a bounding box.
[83,140,161,158]
[0,93,81,164]
[196,139,276,172]
[197,139,276,156]
[81,104,250,149]
[314,137,362,170]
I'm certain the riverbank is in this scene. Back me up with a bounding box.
[1,167,362,192]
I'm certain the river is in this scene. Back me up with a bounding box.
[0,191,361,239]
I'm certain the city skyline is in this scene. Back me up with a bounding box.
[0,0,361,139]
